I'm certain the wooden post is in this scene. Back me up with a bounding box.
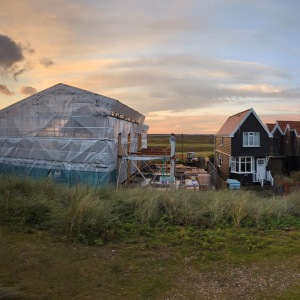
[117,133,122,188]
[127,133,131,183]
[181,133,184,163]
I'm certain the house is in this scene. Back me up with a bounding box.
[267,120,300,175]
[0,83,148,185]
[215,108,273,186]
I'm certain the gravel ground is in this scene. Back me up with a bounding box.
[166,258,300,299]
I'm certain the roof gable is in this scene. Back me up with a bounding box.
[276,120,300,136]
[216,108,272,137]
[0,83,145,124]
[216,109,250,136]
[266,123,275,132]
[267,123,284,135]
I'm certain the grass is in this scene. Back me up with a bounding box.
[1,225,300,299]
[0,175,300,299]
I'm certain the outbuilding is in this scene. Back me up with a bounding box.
[0,83,148,185]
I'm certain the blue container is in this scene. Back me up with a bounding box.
[227,179,241,189]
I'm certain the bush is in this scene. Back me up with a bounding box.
[22,201,51,226]
[290,171,300,182]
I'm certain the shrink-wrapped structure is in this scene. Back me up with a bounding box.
[0,83,148,185]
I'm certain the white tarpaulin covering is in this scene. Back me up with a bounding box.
[124,155,169,161]
[0,83,148,185]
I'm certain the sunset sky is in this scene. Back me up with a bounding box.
[1,0,300,134]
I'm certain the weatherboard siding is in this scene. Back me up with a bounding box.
[215,136,231,180]
[218,153,230,180]
[271,128,283,156]
[231,112,270,157]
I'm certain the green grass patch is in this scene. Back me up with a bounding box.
[0,176,300,298]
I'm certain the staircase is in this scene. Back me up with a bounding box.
[253,171,274,188]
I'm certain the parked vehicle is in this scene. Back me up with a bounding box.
[185,152,198,166]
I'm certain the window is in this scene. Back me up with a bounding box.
[243,132,260,147]
[220,137,224,146]
[218,154,223,167]
[231,157,253,173]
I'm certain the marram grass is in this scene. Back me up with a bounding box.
[0,175,299,244]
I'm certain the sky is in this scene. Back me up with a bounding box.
[0,0,300,134]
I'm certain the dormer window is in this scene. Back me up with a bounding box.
[243,132,260,147]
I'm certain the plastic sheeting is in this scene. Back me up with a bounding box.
[0,83,148,185]
[124,155,169,161]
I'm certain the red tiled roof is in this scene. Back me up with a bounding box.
[276,121,289,132]
[266,123,276,132]
[216,109,250,136]
[294,126,300,136]
[287,121,300,130]
[276,120,300,133]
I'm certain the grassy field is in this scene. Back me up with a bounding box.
[0,175,300,299]
[1,225,300,299]
[147,134,214,160]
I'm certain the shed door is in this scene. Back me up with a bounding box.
[256,158,266,179]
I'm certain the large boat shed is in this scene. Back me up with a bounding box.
[0,83,148,185]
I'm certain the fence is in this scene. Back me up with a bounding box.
[198,156,226,190]
[282,182,300,195]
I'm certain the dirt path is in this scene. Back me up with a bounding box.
[166,258,300,299]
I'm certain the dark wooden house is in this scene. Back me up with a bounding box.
[267,121,300,175]
[215,108,273,186]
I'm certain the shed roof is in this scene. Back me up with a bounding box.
[0,83,145,124]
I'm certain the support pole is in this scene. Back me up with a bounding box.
[169,133,176,177]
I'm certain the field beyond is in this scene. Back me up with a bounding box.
[147,134,214,160]
[1,176,300,299]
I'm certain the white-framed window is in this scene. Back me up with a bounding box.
[231,156,254,173]
[220,137,224,146]
[243,132,260,147]
[218,154,223,167]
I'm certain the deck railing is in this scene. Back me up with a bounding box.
[266,171,274,186]
[253,171,274,187]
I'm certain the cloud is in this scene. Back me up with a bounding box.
[0,34,24,69]
[22,43,35,55]
[146,113,228,134]
[0,1,299,134]
[40,58,54,67]
[0,84,14,95]
[19,86,37,95]
[86,55,298,114]
[13,68,26,81]
[0,35,34,81]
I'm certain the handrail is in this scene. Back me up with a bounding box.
[257,172,264,187]
[253,171,274,187]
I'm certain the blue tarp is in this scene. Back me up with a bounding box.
[0,163,117,186]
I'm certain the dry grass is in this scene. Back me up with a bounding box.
[1,176,300,298]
